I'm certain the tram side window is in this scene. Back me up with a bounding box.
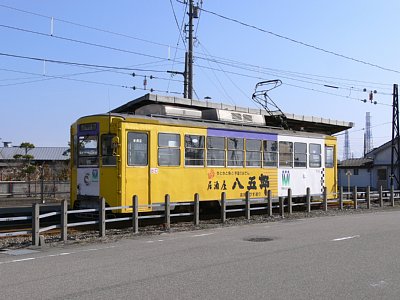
[294,142,307,168]
[227,138,244,167]
[263,140,278,167]
[246,139,262,167]
[207,136,225,167]
[279,141,293,167]
[101,134,117,166]
[78,135,99,167]
[127,132,148,166]
[309,143,322,168]
[158,133,180,166]
[325,146,334,168]
[185,135,205,166]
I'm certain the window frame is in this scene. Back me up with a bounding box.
[206,136,226,167]
[263,140,278,168]
[127,132,148,167]
[294,142,307,168]
[309,143,322,168]
[158,133,181,167]
[101,134,117,166]
[77,135,99,167]
[279,141,293,168]
[184,134,205,167]
[325,146,334,168]
[245,139,262,167]
[227,137,244,167]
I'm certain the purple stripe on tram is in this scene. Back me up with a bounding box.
[207,128,277,140]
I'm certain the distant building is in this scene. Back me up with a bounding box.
[338,139,398,190]
[0,147,69,181]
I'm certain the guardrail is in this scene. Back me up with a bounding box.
[1,185,399,246]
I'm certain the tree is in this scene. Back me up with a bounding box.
[13,142,36,195]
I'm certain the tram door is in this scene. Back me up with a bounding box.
[125,131,150,207]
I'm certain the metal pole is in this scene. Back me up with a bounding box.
[339,186,343,210]
[61,199,68,242]
[132,195,138,234]
[366,186,371,209]
[306,187,311,213]
[32,203,40,246]
[391,184,395,207]
[353,186,358,210]
[165,194,171,230]
[99,197,105,237]
[267,190,273,217]
[40,166,44,203]
[194,193,199,226]
[287,188,292,215]
[221,192,226,223]
[279,197,284,217]
[379,185,383,207]
[245,191,250,220]
[323,187,328,212]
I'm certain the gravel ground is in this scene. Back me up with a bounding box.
[1,204,400,250]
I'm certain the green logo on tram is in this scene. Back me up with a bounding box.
[282,170,290,186]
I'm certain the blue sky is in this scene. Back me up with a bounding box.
[0,1,398,159]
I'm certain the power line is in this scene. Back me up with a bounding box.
[0,3,183,51]
[0,52,180,74]
[200,7,400,76]
[169,0,187,49]
[0,66,182,95]
[0,24,183,63]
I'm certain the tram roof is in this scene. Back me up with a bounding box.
[111,93,354,135]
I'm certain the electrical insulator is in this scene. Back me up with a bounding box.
[369,91,373,102]
[143,76,147,90]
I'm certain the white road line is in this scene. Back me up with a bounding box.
[0,245,116,265]
[332,235,360,241]
[192,233,215,237]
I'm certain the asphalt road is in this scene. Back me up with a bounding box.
[1,211,400,299]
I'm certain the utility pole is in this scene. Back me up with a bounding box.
[167,1,198,99]
[391,84,400,188]
[167,52,188,98]
[344,130,350,160]
[187,0,195,99]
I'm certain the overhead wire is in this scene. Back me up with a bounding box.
[167,0,188,93]
[0,3,184,51]
[0,66,182,94]
[0,24,183,63]
[199,7,400,76]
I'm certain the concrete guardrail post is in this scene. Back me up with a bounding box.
[339,186,343,210]
[323,187,328,212]
[221,192,226,223]
[245,191,251,220]
[379,186,383,207]
[32,203,40,246]
[61,199,68,242]
[366,186,371,209]
[194,193,200,226]
[391,185,395,207]
[132,195,138,234]
[306,187,311,213]
[287,188,292,215]
[165,194,171,230]
[99,197,106,238]
[267,190,273,217]
[279,197,284,218]
[353,186,358,210]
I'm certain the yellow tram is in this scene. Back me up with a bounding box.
[70,94,352,212]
